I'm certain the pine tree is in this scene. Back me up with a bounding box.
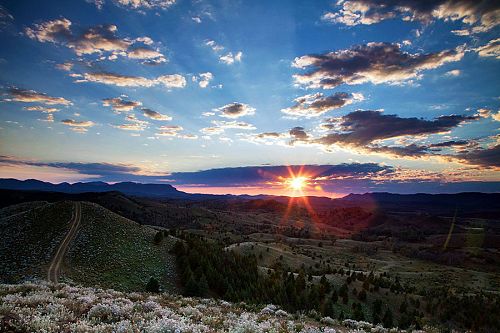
[184,274,199,296]
[383,308,394,328]
[198,273,209,296]
[146,276,160,292]
[153,231,164,244]
[358,289,367,301]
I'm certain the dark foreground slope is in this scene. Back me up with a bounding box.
[0,201,73,283]
[0,200,178,292]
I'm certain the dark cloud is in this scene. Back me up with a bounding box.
[457,145,500,168]
[214,102,255,118]
[61,119,95,133]
[429,140,470,149]
[25,18,166,62]
[256,132,283,139]
[141,108,172,121]
[102,97,142,112]
[293,42,464,89]
[281,92,364,117]
[0,156,140,176]
[315,110,478,146]
[289,126,309,142]
[168,163,395,186]
[323,0,500,33]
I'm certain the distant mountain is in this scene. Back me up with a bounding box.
[1,179,499,217]
[0,178,189,198]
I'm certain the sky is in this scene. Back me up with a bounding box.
[0,0,499,197]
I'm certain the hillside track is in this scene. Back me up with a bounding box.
[47,201,81,283]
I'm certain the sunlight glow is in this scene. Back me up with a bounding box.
[289,176,307,191]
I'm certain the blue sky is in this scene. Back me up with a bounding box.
[0,0,499,196]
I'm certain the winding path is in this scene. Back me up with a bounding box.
[47,201,81,283]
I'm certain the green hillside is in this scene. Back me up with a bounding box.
[63,202,178,292]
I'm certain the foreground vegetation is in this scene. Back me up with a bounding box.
[0,281,433,333]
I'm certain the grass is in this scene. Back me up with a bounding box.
[64,202,178,292]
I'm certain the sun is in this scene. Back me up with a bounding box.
[289,176,307,191]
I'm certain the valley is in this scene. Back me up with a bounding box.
[0,186,499,331]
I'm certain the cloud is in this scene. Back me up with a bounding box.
[204,40,242,65]
[112,0,176,10]
[0,155,142,176]
[292,42,464,89]
[219,51,243,65]
[154,74,187,88]
[457,145,500,167]
[155,125,196,139]
[193,72,213,88]
[214,102,255,118]
[210,120,256,131]
[205,40,224,52]
[61,119,95,132]
[445,69,461,76]
[289,126,309,142]
[56,62,74,71]
[40,114,55,123]
[475,108,500,121]
[112,122,147,131]
[200,127,224,135]
[23,106,60,113]
[322,0,500,33]
[192,16,202,23]
[315,110,478,147]
[0,5,14,31]
[281,92,364,117]
[25,18,167,63]
[102,97,142,112]
[156,125,182,136]
[4,88,72,106]
[475,38,500,59]
[78,72,186,88]
[127,47,167,65]
[141,108,172,121]
[25,19,129,55]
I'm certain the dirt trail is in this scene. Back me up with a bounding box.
[47,202,81,283]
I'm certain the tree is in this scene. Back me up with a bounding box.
[153,231,164,244]
[383,309,394,328]
[331,289,338,303]
[198,273,209,296]
[323,299,335,317]
[184,274,199,296]
[146,276,160,292]
[358,289,367,301]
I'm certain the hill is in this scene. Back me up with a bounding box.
[0,201,73,283]
[0,200,178,292]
